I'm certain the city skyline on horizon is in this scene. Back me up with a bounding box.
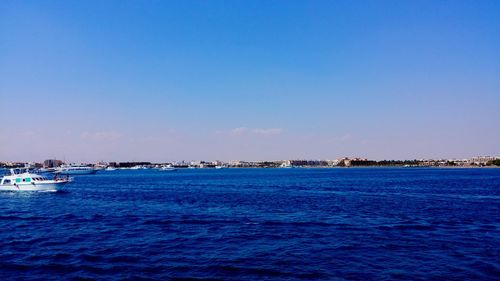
[1,1,499,162]
[3,153,500,165]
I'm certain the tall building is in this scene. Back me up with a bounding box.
[43,159,63,168]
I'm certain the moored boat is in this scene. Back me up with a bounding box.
[130,165,144,170]
[55,164,97,175]
[160,165,177,171]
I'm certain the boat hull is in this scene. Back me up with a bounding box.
[160,168,177,171]
[56,169,97,175]
[0,181,69,192]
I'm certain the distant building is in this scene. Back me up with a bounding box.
[327,159,341,166]
[43,159,63,168]
[469,156,497,165]
[212,160,223,166]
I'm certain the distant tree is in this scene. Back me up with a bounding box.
[488,159,500,166]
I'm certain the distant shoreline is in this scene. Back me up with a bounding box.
[2,156,500,170]
[4,166,499,169]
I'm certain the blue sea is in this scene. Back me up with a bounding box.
[0,168,499,280]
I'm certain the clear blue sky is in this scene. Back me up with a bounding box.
[1,0,499,162]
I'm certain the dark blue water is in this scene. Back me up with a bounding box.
[0,168,499,280]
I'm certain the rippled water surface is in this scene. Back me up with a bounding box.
[0,168,499,280]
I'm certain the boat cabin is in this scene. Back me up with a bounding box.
[1,169,50,185]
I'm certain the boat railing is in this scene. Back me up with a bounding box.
[7,168,31,175]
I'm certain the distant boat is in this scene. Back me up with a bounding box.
[160,165,177,172]
[105,167,117,171]
[55,165,97,175]
[0,168,71,191]
[130,165,148,170]
[35,167,57,173]
[215,166,225,169]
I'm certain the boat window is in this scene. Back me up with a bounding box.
[3,179,11,185]
[26,178,31,182]
[16,178,21,183]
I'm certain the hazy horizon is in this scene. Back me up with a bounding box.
[1,1,499,163]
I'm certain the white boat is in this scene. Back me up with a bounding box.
[105,167,117,171]
[0,168,71,191]
[55,164,97,175]
[37,168,56,173]
[215,165,225,169]
[160,165,177,171]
